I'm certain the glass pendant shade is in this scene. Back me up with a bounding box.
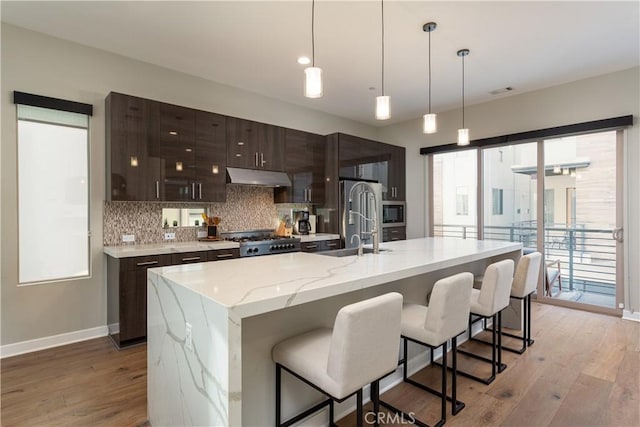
[304,67,323,98]
[423,113,437,134]
[457,128,470,146]
[375,95,391,120]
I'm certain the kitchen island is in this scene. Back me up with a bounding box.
[147,237,521,426]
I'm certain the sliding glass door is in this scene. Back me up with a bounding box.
[542,131,622,309]
[430,130,625,314]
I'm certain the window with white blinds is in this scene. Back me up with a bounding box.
[17,104,90,284]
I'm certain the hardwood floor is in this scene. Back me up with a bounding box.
[1,303,638,426]
[1,338,147,427]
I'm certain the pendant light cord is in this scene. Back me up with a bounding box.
[428,30,431,114]
[381,0,385,96]
[311,0,315,67]
[461,53,465,127]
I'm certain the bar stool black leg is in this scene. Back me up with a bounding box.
[371,380,380,427]
[527,294,535,346]
[497,312,506,373]
[356,389,363,427]
[440,341,447,425]
[403,338,409,381]
[275,364,281,426]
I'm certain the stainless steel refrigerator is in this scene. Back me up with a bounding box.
[340,179,383,249]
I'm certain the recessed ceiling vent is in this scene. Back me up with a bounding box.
[489,87,514,95]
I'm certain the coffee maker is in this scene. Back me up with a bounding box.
[293,211,311,235]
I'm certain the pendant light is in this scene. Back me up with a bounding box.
[304,0,322,98]
[422,22,437,134]
[457,48,470,145]
[375,0,390,120]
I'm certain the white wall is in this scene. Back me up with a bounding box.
[377,66,640,313]
[0,24,379,346]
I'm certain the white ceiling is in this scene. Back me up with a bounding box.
[2,1,639,127]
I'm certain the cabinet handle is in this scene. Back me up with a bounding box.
[198,183,202,199]
[255,152,259,167]
[191,183,196,200]
[216,253,235,259]
[308,188,312,202]
[155,181,160,199]
[327,243,338,247]
[391,230,399,234]
[261,152,266,167]
[182,256,201,262]
[136,260,159,266]
[305,244,318,249]
[304,188,308,202]
[391,237,400,241]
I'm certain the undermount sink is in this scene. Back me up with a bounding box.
[317,247,390,257]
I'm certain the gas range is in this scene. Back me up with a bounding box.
[221,230,301,257]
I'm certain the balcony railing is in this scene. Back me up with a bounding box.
[434,223,616,299]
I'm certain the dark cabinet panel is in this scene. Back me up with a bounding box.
[159,104,197,201]
[300,239,341,252]
[109,254,171,347]
[386,144,406,201]
[275,129,325,204]
[333,132,405,201]
[171,251,208,265]
[382,226,406,242]
[226,117,285,171]
[208,248,240,261]
[259,123,286,171]
[195,111,227,202]
[107,93,161,201]
[227,117,259,169]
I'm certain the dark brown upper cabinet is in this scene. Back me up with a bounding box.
[106,93,227,202]
[195,111,227,202]
[158,103,197,201]
[332,132,406,201]
[107,92,162,201]
[274,129,326,204]
[226,117,285,171]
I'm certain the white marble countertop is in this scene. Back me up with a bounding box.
[103,240,239,258]
[296,233,340,242]
[149,237,521,318]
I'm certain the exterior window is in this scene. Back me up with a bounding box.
[492,188,504,215]
[17,104,90,284]
[456,187,469,216]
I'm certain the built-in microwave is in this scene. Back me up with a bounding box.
[382,201,406,227]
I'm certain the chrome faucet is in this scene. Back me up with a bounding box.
[347,182,380,254]
[350,233,363,256]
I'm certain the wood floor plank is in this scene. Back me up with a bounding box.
[549,373,613,427]
[606,350,640,427]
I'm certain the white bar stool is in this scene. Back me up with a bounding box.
[473,252,542,354]
[378,272,473,427]
[272,292,403,427]
[454,259,514,385]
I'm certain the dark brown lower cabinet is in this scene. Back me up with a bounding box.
[301,239,341,253]
[107,248,240,349]
[382,227,406,242]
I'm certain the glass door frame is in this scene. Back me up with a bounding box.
[533,131,624,316]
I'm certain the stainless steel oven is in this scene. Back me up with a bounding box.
[382,201,405,227]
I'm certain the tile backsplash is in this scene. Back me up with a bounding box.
[104,186,303,246]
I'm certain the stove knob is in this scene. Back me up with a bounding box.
[288,244,294,249]
[269,245,275,251]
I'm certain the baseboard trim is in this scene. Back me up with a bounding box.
[1,326,109,359]
[622,309,640,322]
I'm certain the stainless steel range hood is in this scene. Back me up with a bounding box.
[226,167,291,187]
